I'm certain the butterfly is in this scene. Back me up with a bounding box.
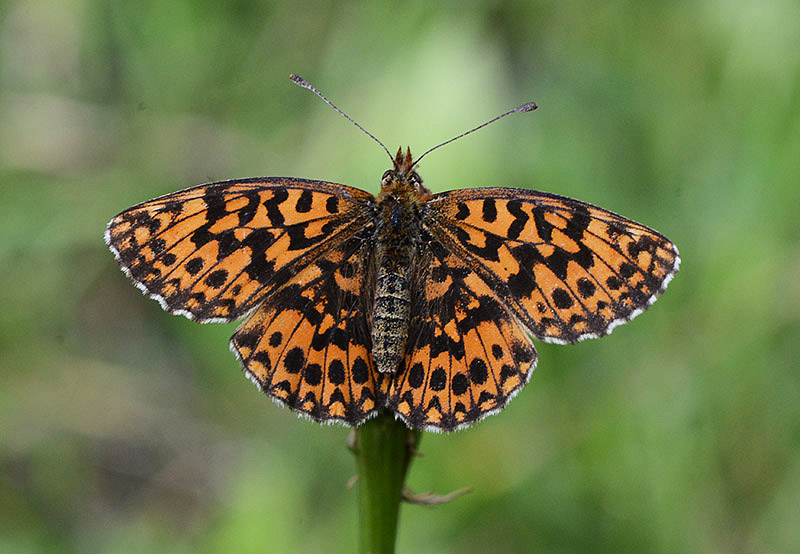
[106,77,679,432]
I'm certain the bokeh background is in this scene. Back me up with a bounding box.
[2,1,798,553]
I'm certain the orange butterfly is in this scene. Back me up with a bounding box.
[106,76,679,431]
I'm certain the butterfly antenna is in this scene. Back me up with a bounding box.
[290,74,393,162]
[414,101,538,165]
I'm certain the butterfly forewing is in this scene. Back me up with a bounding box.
[422,188,680,345]
[106,178,375,322]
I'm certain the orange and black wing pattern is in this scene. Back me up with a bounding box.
[422,187,679,344]
[107,176,679,431]
[388,232,537,431]
[106,178,374,322]
[393,187,680,431]
[106,178,385,425]
[229,225,388,425]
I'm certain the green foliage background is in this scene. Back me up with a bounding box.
[2,1,798,552]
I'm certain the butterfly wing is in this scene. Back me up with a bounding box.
[230,226,387,426]
[387,233,537,431]
[106,178,375,322]
[388,187,679,431]
[422,187,680,344]
[107,177,384,425]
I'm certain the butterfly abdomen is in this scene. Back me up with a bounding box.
[371,193,420,373]
[372,269,411,373]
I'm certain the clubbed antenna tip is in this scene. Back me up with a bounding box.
[516,101,538,112]
[289,73,311,89]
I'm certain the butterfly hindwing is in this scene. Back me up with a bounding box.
[230,226,388,426]
[105,178,375,322]
[388,233,537,431]
[422,188,680,344]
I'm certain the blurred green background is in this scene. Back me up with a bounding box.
[2,1,798,552]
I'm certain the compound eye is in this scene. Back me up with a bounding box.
[410,171,423,186]
[381,170,393,185]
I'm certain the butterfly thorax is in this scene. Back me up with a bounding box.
[371,148,428,373]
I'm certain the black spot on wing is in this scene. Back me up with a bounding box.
[468,358,488,384]
[237,191,261,226]
[453,227,503,262]
[451,373,469,395]
[532,205,553,242]
[161,253,177,266]
[296,190,313,213]
[408,362,424,389]
[562,204,591,241]
[506,200,529,240]
[205,269,228,288]
[429,368,446,391]
[352,358,369,384]
[304,363,322,386]
[482,198,497,223]
[577,277,596,298]
[326,196,339,214]
[185,257,204,275]
[328,359,345,385]
[552,288,573,309]
[151,238,166,255]
[284,347,304,374]
[265,189,288,226]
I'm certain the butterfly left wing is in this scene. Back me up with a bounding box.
[106,178,375,322]
[107,177,384,426]
[422,187,680,345]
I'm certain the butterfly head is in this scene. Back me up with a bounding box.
[380,147,430,197]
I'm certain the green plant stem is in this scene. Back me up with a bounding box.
[354,412,421,554]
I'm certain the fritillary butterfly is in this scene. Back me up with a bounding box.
[106,77,679,432]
